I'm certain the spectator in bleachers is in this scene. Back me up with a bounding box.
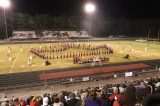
[53,96,64,106]
[112,84,119,94]
[2,76,160,106]
[43,96,49,106]
[66,93,80,106]
[30,97,38,106]
[99,93,109,106]
[1,97,9,106]
[119,84,125,94]
[142,94,160,106]
[86,88,101,106]
[80,90,88,106]
[118,84,136,106]
[20,98,27,106]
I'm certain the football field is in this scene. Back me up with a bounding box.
[0,40,160,74]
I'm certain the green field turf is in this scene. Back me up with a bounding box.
[0,40,160,74]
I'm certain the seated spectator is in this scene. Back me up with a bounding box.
[43,96,49,106]
[118,85,136,106]
[140,80,147,89]
[8,98,14,106]
[100,93,109,106]
[119,84,125,94]
[142,94,160,106]
[86,88,101,106]
[112,96,120,106]
[13,97,21,106]
[80,92,88,106]
[112,84,119,94]
[66,93,80,106]
[20,98,27,106]
[30,97,38,106]
[53,97,64,106]
[155,79,160,87]
[1,97,9,106]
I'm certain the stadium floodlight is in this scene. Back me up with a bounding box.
[84,2,96,36]
[84,3,95,14]
[0,0,10,8]
[158,29,160,41]
[0,0,10,40]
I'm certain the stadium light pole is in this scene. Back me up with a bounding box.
[147,29,150,41]
[84,2,95,36]
[158,29,160,41]
[0,0,10,40]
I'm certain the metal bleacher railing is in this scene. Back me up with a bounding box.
[0,67,158,92]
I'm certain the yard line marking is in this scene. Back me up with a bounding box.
[9,51,20,73]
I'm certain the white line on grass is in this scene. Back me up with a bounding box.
[9,51,21,73]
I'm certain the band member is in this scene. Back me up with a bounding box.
[27,54,32,66]
[60,54,63,58]
[29,54,32,61]
[44,46,46,52]
[8,56,12,61]
[8,47,11,54]
[27,58,31,66]
[20,47,23,52]
[145,47,147,51]
[49,55,52,59]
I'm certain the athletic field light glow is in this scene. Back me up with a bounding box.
[84,3,95,13]
[0,0,10,8]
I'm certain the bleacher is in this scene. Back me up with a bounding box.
[11,31,37,40]
[10,30,90,41]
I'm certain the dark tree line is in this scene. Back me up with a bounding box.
[0,13,160,39]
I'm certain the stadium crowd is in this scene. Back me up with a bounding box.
[1,76,160,106]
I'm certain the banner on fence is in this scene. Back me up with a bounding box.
[125,72,133,77]
[83,77,90,81]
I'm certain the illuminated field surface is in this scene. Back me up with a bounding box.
[0,40,159,74]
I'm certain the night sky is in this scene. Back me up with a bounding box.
[12,0,160,19]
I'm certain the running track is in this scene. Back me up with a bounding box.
[0,59,159,91]
[39,63,150,80]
